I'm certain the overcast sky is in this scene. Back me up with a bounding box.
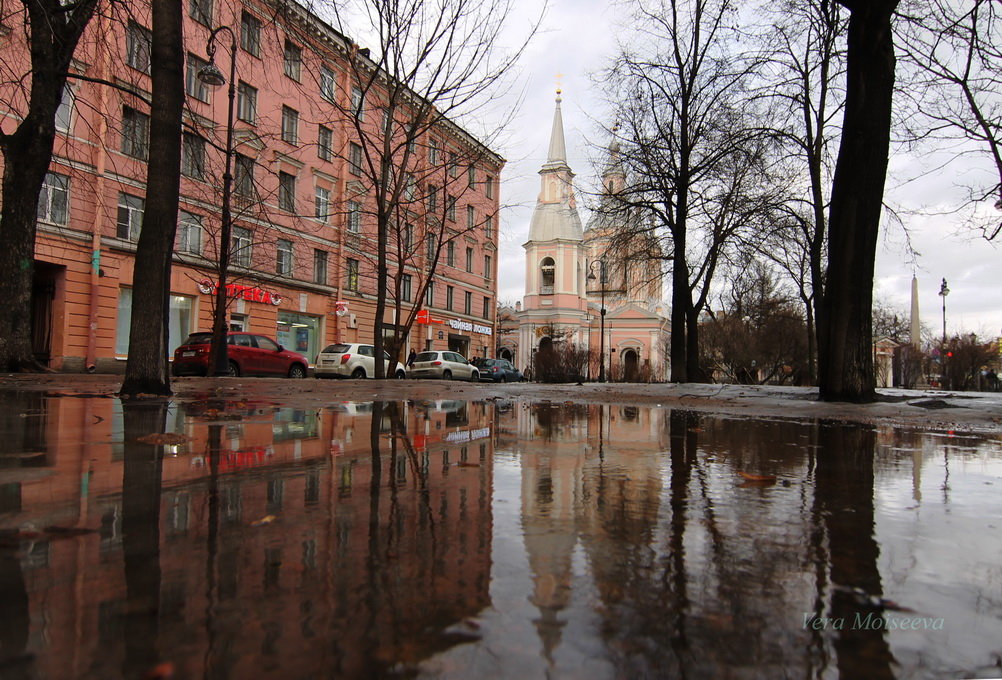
[488,0,1002,341]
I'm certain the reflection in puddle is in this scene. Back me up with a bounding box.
[0,392,999,678]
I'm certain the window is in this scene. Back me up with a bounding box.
[381,108,392,136]
[540,256,555,294]
[37,172,69,225]
[483,296,491,319]
[181,133,205,179]
[485,174,494,199]
[317,125,333,161]
[429,139,439,164]
[126,21,152,73]
[116,193,144,241]
[349,142,362,175]
[425,282,434,306]
[485,214,494,239]
[55,85,74,132]
[281,106,299,145]
[234,154,254,197]
[237,81,257,123]
[484,254,492,279]
[351,86,364,120]
[346,258,359,291]
[466,205,475,229]
[277,239,293,276]
[121,106,149,159]
[240,12,261,56]
[347,200,361,233]
[426,233,436,260]
[446,241,455,266]
[313,250,328,285]
[231,226,252,267]
[446,285,454,311]
[278,172,296,212]
[465,247,473,272]
[446,195,456,221]
[117,289,192,356]
[315,186,330,222]
[464,291,472,315]
[401,274,412,302]
[282,40,302,80]
[188,0,212,25]
[448,151,458,177]
[467,164,475,188]
[427,185,438,212]
[404,174,416,202]
[177,211,202,255]
[185,54,210,102]
[319,66,336,102]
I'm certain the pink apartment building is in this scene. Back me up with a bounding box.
[0,0,502,372]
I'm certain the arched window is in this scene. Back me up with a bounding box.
[540,257,555,294]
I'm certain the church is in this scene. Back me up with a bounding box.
[498,92,670,381]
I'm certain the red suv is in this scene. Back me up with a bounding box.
[172,332,309,378]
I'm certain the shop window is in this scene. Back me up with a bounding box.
[116,289,192,356]
[277,311,320,360]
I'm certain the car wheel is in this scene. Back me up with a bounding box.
[499,375,507,383]
[442,370,452,380]
[226,361,240,377]
[288,364,307,379]
[395,369,406,379]
[470,371,479,382]
[351,367,366,379]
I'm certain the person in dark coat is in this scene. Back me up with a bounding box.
[406,349,417,367]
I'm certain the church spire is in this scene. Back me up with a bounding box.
[544,90,569,169]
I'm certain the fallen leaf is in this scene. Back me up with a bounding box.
[250,515,276,527]
[738,471,777,482]
[143,662,175,679]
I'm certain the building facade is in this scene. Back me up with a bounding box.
[1,0,502,372]
[500,93,669,381]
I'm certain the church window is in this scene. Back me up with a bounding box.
[540,257,555,295]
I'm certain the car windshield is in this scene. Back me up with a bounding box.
[182,332,213,346]
[321,344,351,354]
[414,352,438,362]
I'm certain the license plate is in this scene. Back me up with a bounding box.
[322,360,335,365]
[182,351,196,357]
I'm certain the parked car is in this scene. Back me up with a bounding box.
[172,332,309,378]
[314,343,407,379]
[474,358,523,383]
[408,351,480,381]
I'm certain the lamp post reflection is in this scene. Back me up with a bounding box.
[587,259,608,382]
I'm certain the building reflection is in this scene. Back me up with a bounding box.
[0,392,494,678]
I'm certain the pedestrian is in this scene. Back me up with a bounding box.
[407,348,417,367]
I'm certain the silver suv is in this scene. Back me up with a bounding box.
[314,343,407,379]
[408,351,480,381]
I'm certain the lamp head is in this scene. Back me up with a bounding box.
[197,62,226,87]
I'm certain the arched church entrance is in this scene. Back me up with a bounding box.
[499,347,513,362]
[623,348,640,382]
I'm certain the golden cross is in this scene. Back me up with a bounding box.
[555,72,563,95]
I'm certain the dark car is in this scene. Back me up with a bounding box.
[172,332,309,378]
[475,358,523,383]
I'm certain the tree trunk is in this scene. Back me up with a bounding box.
[121,1,184,396]
[0,1,100,372]
[818,0,898,402]
[685,305,703,382]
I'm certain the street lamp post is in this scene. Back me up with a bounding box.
[587,259,607,382]
[938,277,949,346]
[198,26,238,376]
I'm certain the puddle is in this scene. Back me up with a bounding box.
[0,392,1000,678]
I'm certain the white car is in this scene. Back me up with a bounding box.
[408,351,480,381]
[314,343,407,379]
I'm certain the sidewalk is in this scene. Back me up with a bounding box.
[2,373,1000,434]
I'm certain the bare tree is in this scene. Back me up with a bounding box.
[310,0,539,376]
[120,1,184,396]
[0,0,102,371]
[601,0,772,383]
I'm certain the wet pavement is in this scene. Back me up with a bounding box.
[0,386,1000,679]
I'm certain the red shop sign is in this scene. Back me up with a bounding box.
[198,279,282,306]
